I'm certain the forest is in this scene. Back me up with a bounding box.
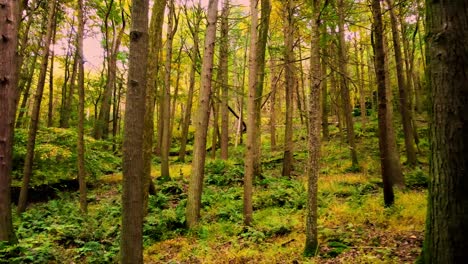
[0,0,467,263]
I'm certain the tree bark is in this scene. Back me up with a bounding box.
[282,0,295,177]
[244,0,259,226]
[186,0,218,228]
[321,45,329,141]
[219,0,230,160]
[17,0,57,214]
[94,0,126,140]
[385,0,417,166]
[121,0,149,262]
[371,0,403,207]
[179,3,202,162]
[304,0,321,256]
[161,0,177,179]
[76,0,87,214]
[47,21,57,128]
[0,0,20,243]
[424,0,468,262]
[16,53,38,128]
[337,0,358,168]
[143,0,166,213]
[253,0,271,176]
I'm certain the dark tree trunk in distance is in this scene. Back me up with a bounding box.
[371,0,403,207]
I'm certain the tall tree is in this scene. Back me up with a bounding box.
[161,0,178,179]
[47,21,57,127]
[179,2,202,162]
[143,0,166,212]
[423,0,468,262]
[0,0,20,243]
[186,0,219,228]
[76,0,87,214]
[337,0,358,168]
[282,0,295,177]
[253,0,271,176]
[370,0,403,207]
[93,0,126,140]
[385,0,417,166]
[304,0,322,256]
[244,0,259,226]
[17,0,57,214]
[121,0,149,262]
[219,0,230,160]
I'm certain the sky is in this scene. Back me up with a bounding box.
[81,0,250,71]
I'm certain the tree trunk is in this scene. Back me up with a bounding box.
[0,0,20,243]
[337,0,358,168]
[16,53,38,128]
[143,0,166,213]
[17,0,57,214]
[253,0,271,177]
[304,0,322,256]
[60,52,78,128]
[385,0,417,166]
[424,0,468,262]
[161,0,177,179]
[244,0,259,226]
[47,22,57,128]
[321,45,329,141]
[282,0,295,177]
[179,3,202,162]
[186,0,218,228]
[371,0,403,207]
[219,0,230,160]
[269,58,278,150]
[76,0,87,214]
[121,0,149,262]
[94,0,126,140]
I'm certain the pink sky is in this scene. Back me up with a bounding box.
[82,0,250,70]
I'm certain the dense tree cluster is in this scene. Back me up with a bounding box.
[1,0,466,262]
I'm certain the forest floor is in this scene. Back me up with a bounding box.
[3,118,429,263]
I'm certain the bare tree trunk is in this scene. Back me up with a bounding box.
[0,0,20,243]
[304,0,322,256]
[16,53,38,128]
[219,0,230,160]
[161,0,178,179]
[47,23,57,127]
[371,0,403,207]
[186,0,218,228]
[385,0,417,166]
[337,0,358,168]
[143,0,166,212]
[354,36,366,130]
[282,0,295,177]
[244,0,259,226]
[321,45,329,141]
[253,0,271,177]
[424,1,468,261]
[269,58,278,150]
[60,52,78,128]
[94,0,126,140]
[76,0,87,214]
[179,3,202,162]
[121,0,149,262]
[17,0,57,214]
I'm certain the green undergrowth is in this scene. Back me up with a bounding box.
[4,117,429,263]
[12,127,121,187]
